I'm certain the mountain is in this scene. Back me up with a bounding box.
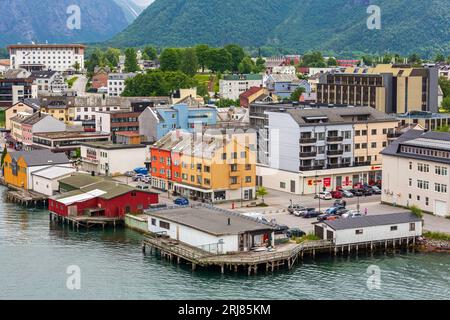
[0,0,130,47]
[110,0,450,56]
[112,0,153,23]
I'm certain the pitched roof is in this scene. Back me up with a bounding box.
[269,74,299,82]
[9,150,70,167]
[30,70,57,79]
[239,86,264,99]
[31,166,76,179]
[58,174,104,189]
[320,212,422,231]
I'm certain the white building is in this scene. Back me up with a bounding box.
[31,166,76,196]
[80,142,147,176]
[382,130,450,217]
[147,205,275,253]
[8,44,85,72]
[272,66,297,75]
[314,213,423,246]
[29,70,68,95]
[219,74,263,100]
[108,73,136,97]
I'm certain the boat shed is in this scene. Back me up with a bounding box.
[314,213,423,246]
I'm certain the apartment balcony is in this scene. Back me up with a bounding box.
[354,161,372,167]
[327,136,344,143]
[326,163,351,169]
[299,165,324,172]
[327,149,344,156]
[299,137,317,144]
[299,151,317,159]
[387,132,402,139]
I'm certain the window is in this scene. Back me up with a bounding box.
[231,152,238,159]
[408,178,412,187]
[230,164,238,172]
[204,166,210,173]
[344,131,352,139]
[371,129,377,135]
[280,182,286,189]
[355,144,360,150]
[435,166,448,176]
[159,221,170,230]
[390,226,398,231]
[222,153,227,160]
[230,177,238,184]
[409,162,412,170]
[355,229,363,235]
[417,180,429,190]
[409,223,416,231]
[245,176,252,183]
[382,141,387,147]
[371,142,377,148]
[361,130,367,136]
[204,178,211,185]
[151,218,156,226]
[408,193,412,199]
[240,151,247,158]
[425,197,429,206]
[317,132,325,140]
[245,164,252,170]
[355,130,361,136]
[435,183,448,193]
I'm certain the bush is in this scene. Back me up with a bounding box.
[295,233,320,243]
[423,231,450,241]
[409,205,423,218]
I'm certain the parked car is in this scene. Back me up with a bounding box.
[341,190,354,198]
[286,228,306,238]
[371,185,382,194]
[362,187,374,196]
[288,204,305,214]
[314,192,332,200]
[136,184,149,190]
[330,190,343,199]
[274,224,289,234]
[174,197,189,206]
[333,199,347,208]
[133,174,144,182]
[317,213,340,221]
[350,189,364,197]
[293,207,314,217]
[323,205,345,215]
[336,208,349,216]
[302,209,321,219]
[341,210,362,218]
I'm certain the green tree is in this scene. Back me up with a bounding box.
[224,44,245,72]
[238,56,255,74]
[256,186,268,204]
[124,48,139,72]
[143,46,158,60]
[195,44,211,72]
[439,77,450,98]
[72,61,81,72]
[206,48,232,73]
[382,53,394,64]
[104,48,121,68]
[254,57,266,73]
[435,53,445,63]
[361,55,374,66]
[327,57,338,66]
[86,48,105,73]
[180,48,199,76]
[408,53,422,66]
[290,87,306,102]
[160,48,181,72]
[441,97,450,111]
[164,70,198,93]
[301,51,326,67]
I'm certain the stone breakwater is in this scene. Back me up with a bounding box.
[422,239,450,253]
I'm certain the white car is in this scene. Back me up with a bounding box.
[314,192,332,200]
[341,210,362,218]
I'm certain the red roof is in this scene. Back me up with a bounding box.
[239,86,264,99]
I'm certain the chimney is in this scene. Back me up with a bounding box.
[227,218,231,226]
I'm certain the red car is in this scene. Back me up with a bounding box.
[330,190,343,199]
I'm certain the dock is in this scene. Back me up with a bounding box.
[50,211,124,230]
[142,235,420,275]
[1,178,49,207]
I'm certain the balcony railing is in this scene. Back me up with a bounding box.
[327,136,344,143]
[299,137,317,144]
[387,132,402,139]
[327,150,344,156]
[354,161,371,167]
[326,163,351,169]
[299,165,324,171]
[299,152,317,158]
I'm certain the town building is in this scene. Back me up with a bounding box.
[31,166,77,196]
[49,177,159,218]
[317,64,439,114]
[91,69,109,90]
[272,66,297,75]
[32,131,110,156]
[314,212,422,246]
[138,104,217,142]
[257,106,398,195]
[3,150,71,190]
[0,78,37,108]
[5,99,40,130]
[80,142,147,176]
[29,71,64,95]
[265,74,311,99]
[8,44,85,72]
[147,205,275,253]
[381,130,450,217]
[38,96,75,122]
[4,68,31,79]
[150,129,257,203]
[107,73,136,97]
[115,131,143,145]
[0,59,10,75]
[94,110,141,141]
[239,86,266,108]
[219,74,264,100]
[396,111,450,132]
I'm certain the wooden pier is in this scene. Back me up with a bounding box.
[4,187,48,207]
[142,236,420,275]
[49,211,124,230]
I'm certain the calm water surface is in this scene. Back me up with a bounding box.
[0,187,449,300]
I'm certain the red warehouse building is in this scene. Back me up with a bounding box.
[49,180,159,218]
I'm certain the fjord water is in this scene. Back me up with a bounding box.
[0,186,449,300]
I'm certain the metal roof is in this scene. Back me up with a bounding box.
[9,150,70,167]
[31,166,76,179]
[320,212,422,231]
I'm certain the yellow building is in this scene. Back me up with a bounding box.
[3,150,70,190]
[5,100,39,130]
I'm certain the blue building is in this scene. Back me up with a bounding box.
[139,104,218,142]
[265,74,311,99]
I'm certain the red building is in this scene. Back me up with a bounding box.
[49,180,159,218]
[337,59,360,67]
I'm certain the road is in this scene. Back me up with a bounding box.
[71,75,88,96]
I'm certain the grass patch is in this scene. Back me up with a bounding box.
[294,233,321,244]
[66,76,78,88]
[256,203,269,207]
[423,231,450,241]
[409,205,423,218]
